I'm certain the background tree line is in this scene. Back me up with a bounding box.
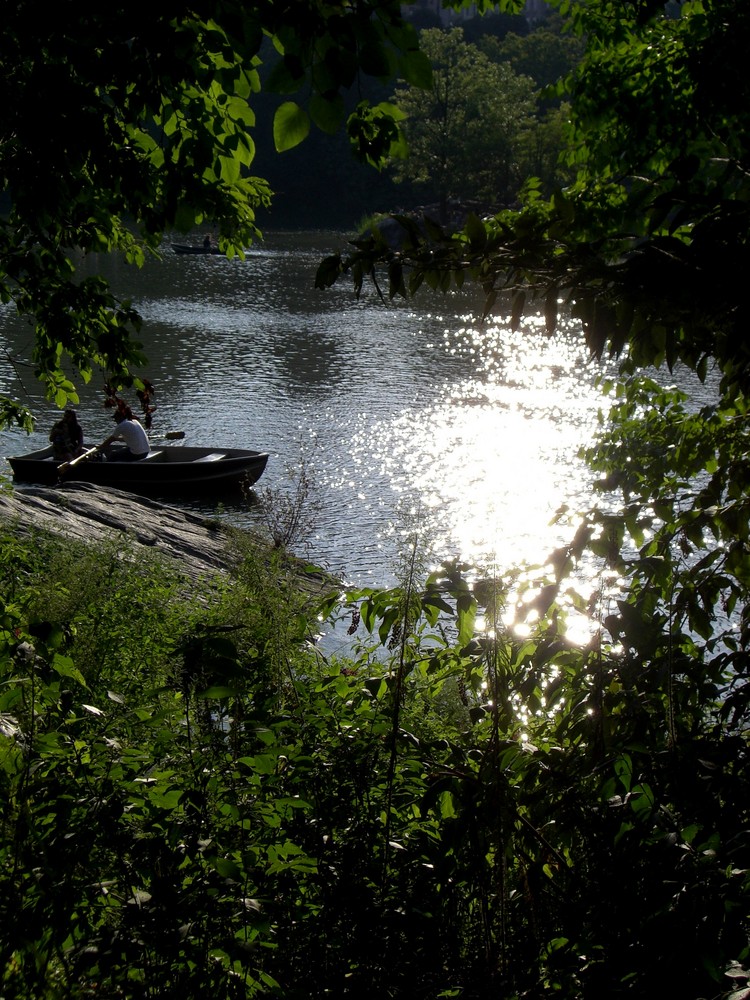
[252,10,580,229]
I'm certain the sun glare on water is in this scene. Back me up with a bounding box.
[374,315,610,575]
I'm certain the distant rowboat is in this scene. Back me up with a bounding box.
[171,242,223,255]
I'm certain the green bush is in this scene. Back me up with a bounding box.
[1,424,749,1000]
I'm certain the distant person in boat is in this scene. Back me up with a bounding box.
[49,408,85,462]
[100,404,150,461]
[203,232,213,249]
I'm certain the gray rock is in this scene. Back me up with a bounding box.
[0,482,236,580]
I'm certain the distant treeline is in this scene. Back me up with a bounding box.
[253,9,578,231]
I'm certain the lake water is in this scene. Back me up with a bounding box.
[0,230,714,593]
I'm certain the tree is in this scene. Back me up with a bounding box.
[0,1,430,428]
[514,101,573,197]
[390,28,538,220]
[322,0,750,394]
[459,8,530,45]
[483,17,584,95]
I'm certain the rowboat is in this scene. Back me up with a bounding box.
[171,243,223,255]
[8,445,269,492]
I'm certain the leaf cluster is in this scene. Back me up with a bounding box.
[323,0,750,396]
[1,472,749,997]
[389,27,540,207]
[0,1,426,427]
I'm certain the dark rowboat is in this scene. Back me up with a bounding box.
[171,242,223,255]
[8,445,269,492]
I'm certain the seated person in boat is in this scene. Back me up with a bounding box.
[49,408,85,462]
[100,404,150,460]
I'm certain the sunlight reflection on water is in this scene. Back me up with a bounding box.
[357,314,611,577]
[0,231,704,599]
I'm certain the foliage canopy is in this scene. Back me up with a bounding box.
[0,0,426,427]
[320,0,750,394]
[389,28,538,216]
[1,446,749,996]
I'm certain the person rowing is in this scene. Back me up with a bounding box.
[100,403,150,461]
[49,408,86,462]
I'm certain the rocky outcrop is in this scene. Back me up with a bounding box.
[0,482,336,596]
[0,482,237,581]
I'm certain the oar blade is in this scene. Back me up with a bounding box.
[57,446,101,474]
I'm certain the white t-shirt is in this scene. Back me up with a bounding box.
[114,418,149,456]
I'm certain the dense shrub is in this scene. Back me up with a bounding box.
[1,395,749,1000]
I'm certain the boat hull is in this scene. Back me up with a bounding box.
[8,446,269,492]
[171,243,223,255]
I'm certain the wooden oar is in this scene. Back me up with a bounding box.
[57,446,101,475]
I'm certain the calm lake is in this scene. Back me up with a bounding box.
[0,230,714,592]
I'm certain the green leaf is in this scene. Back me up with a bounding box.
[273,102,310,152]
[400,48,432,88]
[197,686,237,700]
[52,653,87,688]
[219,154,240,185]
[309,93,345,134]
[211,856,243,881]
[315,254,343,289]
[438,789,457,819]
[464,213,487,251]
[359,40,393,78]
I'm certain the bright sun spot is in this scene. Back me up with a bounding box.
[371,317,608,575]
